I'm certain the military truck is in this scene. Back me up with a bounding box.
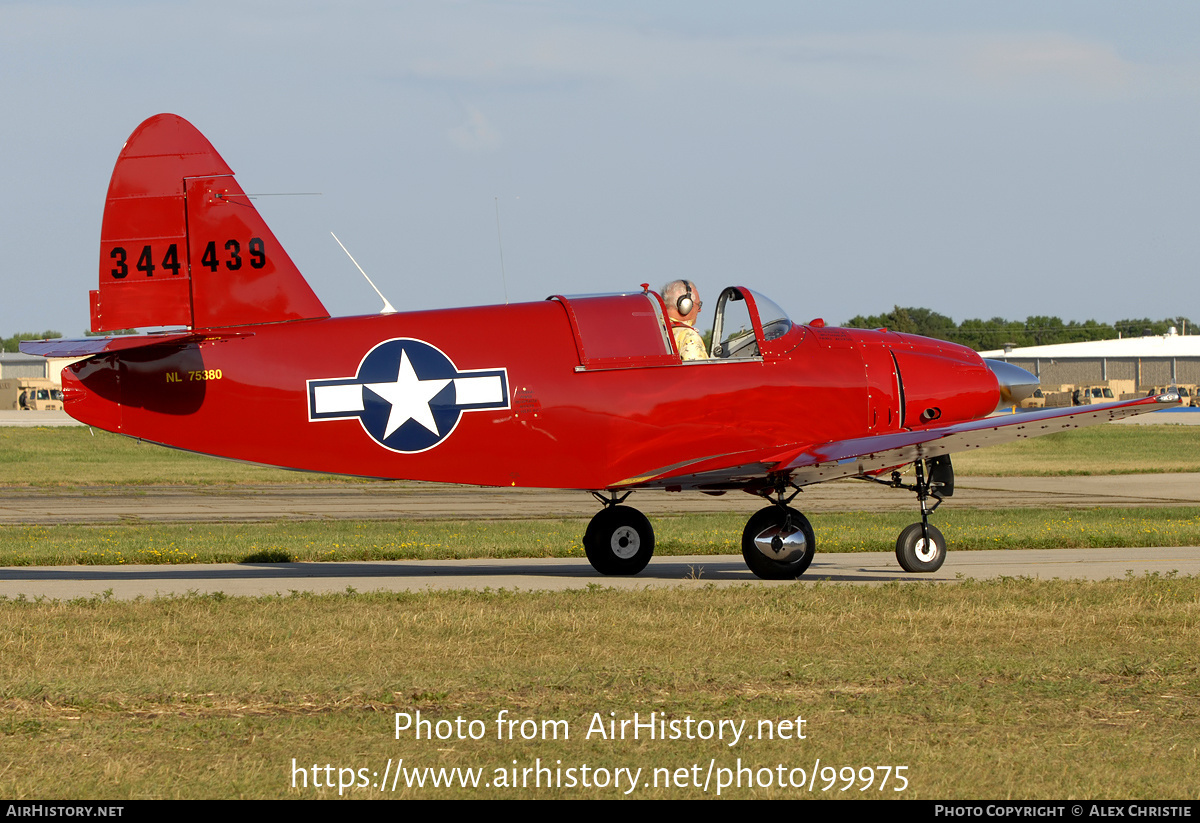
[0,377,64,411]
[1060,380,1136,407]
[1019,388,1047,409]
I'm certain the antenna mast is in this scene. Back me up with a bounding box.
[331,232,396,314]
[495,197,510,305]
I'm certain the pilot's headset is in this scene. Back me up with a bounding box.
[675,281,695,318]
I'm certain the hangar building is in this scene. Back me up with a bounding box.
[0,352,53,380]
[980,328,1200,391]
[0,352,81,385]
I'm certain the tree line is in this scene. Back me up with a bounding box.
[842,308,1195,352]
[2,331,62,353]
[2,328,145,352]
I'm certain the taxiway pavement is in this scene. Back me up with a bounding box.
[4,547,1200,600]
[3,474,1200,525]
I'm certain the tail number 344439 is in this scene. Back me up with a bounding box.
[108,239,267,278]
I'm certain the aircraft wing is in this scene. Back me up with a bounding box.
[616,394,1176,491]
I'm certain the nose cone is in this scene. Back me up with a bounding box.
[984,359,1039,408]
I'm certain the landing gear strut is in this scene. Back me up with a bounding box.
[583,491,655,575]
[741,483,816,580]
[867,456,951,573]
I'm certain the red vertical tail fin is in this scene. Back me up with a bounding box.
[91,113,329,332]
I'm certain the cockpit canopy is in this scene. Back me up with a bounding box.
[552,286,797,370]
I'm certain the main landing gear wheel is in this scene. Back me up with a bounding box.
[895,523,946,573]
[583,505,655,576]
[741,505,816,580]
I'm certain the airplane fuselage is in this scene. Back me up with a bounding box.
[63,294,999,491]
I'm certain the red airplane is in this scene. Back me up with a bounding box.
[23,114,1174,579]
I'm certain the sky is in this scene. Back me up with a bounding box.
[1,1,1197,336]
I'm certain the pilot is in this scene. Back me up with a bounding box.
[663,279,707,361]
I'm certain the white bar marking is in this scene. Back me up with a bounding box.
[453,375,503,405]
[314,384,364,414]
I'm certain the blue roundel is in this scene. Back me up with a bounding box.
[358,340,461,453]
[306,338,510,455]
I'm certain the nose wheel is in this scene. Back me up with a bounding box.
[865,456,952,574]
[895,522,946,573]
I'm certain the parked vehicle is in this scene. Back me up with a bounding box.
[1019,388,1046,409]
[0,378,64,411]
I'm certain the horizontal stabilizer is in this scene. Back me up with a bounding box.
[20,330,251,358]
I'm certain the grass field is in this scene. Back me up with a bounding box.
[0,427,349,486]
[2,426,1197,800]
[1,424,1198,486]
[3,507,1199,566]
[952,424,1200,476]
[2,578,1197,799]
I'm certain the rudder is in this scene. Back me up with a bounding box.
[91,113,329,331]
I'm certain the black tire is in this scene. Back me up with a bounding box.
[895,523,946,573]
[741,505,816,580]
[583,506,655,575]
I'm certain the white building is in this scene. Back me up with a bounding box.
[981,328,1200,389]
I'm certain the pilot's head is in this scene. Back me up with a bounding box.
[663,279,700,324]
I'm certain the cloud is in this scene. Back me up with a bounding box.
[383,19,1184,104]
[448,106,502,152]
[967,34,1135,95]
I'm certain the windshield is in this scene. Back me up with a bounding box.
[744,289,793,341]
[709,287,797,359]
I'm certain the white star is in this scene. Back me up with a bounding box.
[364,351,451,438]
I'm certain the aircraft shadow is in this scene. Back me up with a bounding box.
[0,557,918,585]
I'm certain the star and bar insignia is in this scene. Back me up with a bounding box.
[307,338,509,453]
